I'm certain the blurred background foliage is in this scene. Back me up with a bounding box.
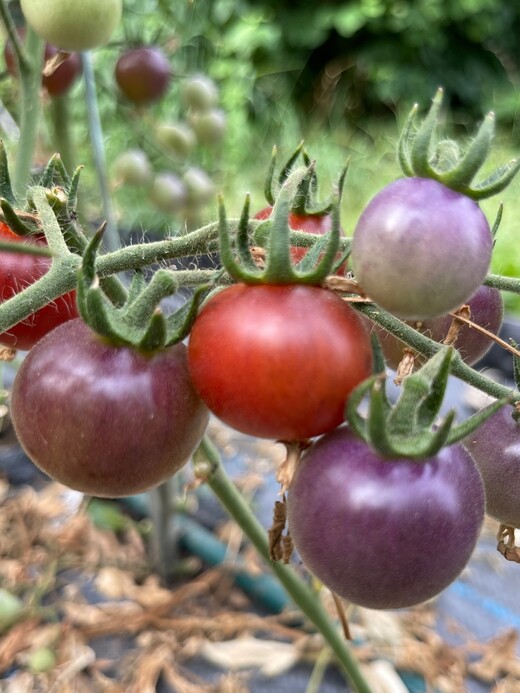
[1,0,520,308]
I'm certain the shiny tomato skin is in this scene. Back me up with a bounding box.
[463,407,520,528]
[0,222,78,350]
[187,284,372,441]
[115,46,171,105]
[255,207,347,273]
[287,427,485,609]
[351,177,492,320]
[11,319,209,498]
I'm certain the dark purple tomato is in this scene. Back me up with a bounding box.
[115,46,171,105]
[287,427,485,609]
[188,284,373,441]
[370,285,503,370]
[351,177,493,320]
[0,221,78,350]
[463,407,520,528]
[4,31,81,96]
[11,319,209,498]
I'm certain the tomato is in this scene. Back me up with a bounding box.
[113,149,153,186]
[254,207,347,274]
[115,46,171,106]
[4,32,81,96]
[371,285,503,370]
[190,109,227,146]
[10,319,209,497]
[463,407,520,528]
[149,172,187,214]
[287,426,485,609]
[187,284,372,440]
[20,0,122,52]
[156,122,196,158]
[183,74,218,112]
[351,177,493,320]
[0,222,78,350]
[183,167,215,207]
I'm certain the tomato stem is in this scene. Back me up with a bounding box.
[199,435,374,693]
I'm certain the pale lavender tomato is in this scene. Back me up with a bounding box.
[351,177,493,320]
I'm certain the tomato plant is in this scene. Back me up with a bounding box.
[254,207,347,273]
[20,0,122,52]
[10,318,209,497]
[115,46,171,106]
[371,284,503,370]
[351,177,493,320]
[0,222,77,350]
[4,33,81,96]
[188,284,372,441]
[287,426,485,609]
[463,407,520,528]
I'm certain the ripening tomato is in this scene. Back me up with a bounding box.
[351,177,492,319]
[188,284,373,440]
[0,222,78,350]
[254,207,347,274]
[371,285,503,370]
[11,319,209,497]
[287,427,485,609]
[4,31,82,96]
[115,46,171,106]
[463,407,520,528]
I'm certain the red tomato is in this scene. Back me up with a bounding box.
[187,284,372,440]
[255,207,347,273]
[0,222,78,350]
[4,31,81,96]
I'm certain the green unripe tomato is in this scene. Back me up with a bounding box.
[191,109,226,146]
[183,74,218,112]
[150,172,187,214]
[183,167,215,206]
[156,122,196,158]
[114,149,153,186]
[0,588,23,632]
[20,0,122,52]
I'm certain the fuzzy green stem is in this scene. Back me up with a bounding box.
[12,28,44,200]
[354,302,518,401]
[81,51,119,252]
[199,436,372,693]
[485,274,520,294]
[48,95,76,175]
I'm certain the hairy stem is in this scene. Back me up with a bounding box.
[199,436,372,693]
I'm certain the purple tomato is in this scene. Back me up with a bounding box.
[11,319,209,497]
[287,426,485,609]
[463,406,520,528]
[115,46,171,106]
[351,177,493,320]
[370,284,503,370]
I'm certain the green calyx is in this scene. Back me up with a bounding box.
[77,228,207,352]
[264,141,349,217]
[220,166,344,286]
[347,346,511,459]
[398,88,520,200]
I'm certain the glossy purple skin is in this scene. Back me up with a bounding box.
[464,407,520,527]
[373,284,503,370]
[287,427,485,609]
[115,46,171,105]
[351,178,493,320]
[11,319,209,498]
